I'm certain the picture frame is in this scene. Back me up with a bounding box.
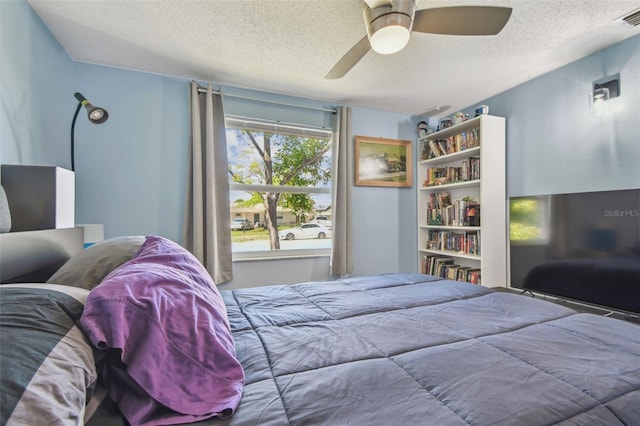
[354,136,413,187]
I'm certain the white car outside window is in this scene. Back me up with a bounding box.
[279,223,331,240]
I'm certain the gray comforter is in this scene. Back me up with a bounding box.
[217,273,640,425]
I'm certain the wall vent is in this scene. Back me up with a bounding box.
[621,8,640,27]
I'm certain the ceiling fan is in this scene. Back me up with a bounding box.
[326,0,512,79]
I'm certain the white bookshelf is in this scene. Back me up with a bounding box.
[417,114,507,286]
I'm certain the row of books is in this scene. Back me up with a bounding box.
[420,129,481,160]
[420,254,482,284]
[427,191,451,210]
[427,192,481,227]
[426,230,481,255]
[424,157,480,186]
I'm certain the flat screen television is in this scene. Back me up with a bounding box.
[509,188,640,314]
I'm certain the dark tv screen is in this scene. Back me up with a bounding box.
[509,188,640,314]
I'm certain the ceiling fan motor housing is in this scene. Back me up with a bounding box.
[364,0,417,54]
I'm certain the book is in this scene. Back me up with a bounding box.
[434,257,455,278]
[464,203,480,227]
[421,255,453,276]
[446,264,460,280]
[455,266,470,282]
[467,269,482,285]
[420,140,431,160]
[422,129,481,161]
[428,140,443,157]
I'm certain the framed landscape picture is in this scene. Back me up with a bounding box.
[354,136,412,187]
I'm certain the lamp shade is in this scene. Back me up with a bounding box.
[74,92,109,124]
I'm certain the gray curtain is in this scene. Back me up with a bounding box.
[183,82,233,284]
[330,106,353,276]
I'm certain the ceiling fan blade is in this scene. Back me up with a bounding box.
[413,6,512,36]
[325,35,371,80]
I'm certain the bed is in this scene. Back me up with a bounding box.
[1,235,639,426]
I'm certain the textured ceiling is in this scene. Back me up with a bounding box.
[28,0,640,117]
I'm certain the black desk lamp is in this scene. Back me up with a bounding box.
[71,92,109,171]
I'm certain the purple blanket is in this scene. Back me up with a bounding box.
[80,236,244,426]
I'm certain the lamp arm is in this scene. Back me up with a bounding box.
[70,102,83,172]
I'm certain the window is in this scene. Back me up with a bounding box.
[226,117,332,258]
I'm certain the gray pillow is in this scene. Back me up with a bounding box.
[0,185,11,233]
[47,236,146,289]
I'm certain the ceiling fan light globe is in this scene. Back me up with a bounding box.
[370,24,410,54]
[364,1,415,55]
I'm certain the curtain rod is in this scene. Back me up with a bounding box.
[197,86,337,114]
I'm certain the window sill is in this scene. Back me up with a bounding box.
[232,249,330,262]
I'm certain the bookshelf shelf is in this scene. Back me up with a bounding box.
[420,225,481,231]
[419,146,481,165]
[420,180,480,191]
[419,248,481,261]
[417,114,507,286]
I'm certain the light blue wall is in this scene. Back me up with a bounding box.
[460,34,640,197]
[73,63,188,243]
[0,0,74,167]
[350,108,418,276]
